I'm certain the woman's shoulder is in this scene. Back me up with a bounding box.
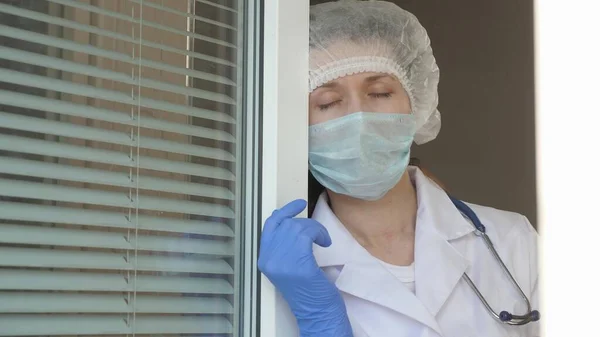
[462,202,539,278]
[464,202,538,244]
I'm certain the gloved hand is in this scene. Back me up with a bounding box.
[258,199,353,337]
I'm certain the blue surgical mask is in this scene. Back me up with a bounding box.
[309,112,416,201]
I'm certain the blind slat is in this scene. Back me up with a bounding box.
[0,224,233,256]
[0,46,237,104]
[0,112,236,162]
[0,25,236,83]
[0,293,233,314]
[51,0,237,48]
[0,90,235,141]
[197,0,238,13]
[0,179,236,218]
[0,201,235,237]
[0,269,234,294]
[0,157,235,200]
[0,3,236,66]
[129,0,237,30]
[0,68,236,123]
[0,247,234,274]
[0,134,236,181]
[0,315,233,336]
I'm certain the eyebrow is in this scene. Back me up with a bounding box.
[364,74,395,83]
[317,74,395,90]
[318,81,339,89]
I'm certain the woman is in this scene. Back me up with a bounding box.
[258,1,540,336]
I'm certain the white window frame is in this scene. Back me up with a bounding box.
[259,0,310,336]
[239,0,263,336]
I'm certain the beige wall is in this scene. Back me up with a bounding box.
[311,0,538,226]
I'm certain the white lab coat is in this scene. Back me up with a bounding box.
[312,167,540,337]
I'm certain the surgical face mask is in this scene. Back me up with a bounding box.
[309,112,417,201]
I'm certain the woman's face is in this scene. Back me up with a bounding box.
[308,72,411,125]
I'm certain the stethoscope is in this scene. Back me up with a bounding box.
[448,195,541,326]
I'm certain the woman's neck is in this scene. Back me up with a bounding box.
[327,171,417,265]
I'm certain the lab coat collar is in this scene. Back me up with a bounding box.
[409,166,475,240]
[409,168,474,316]
[312,166,474,327]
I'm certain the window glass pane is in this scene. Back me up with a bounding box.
[0,0,256,336]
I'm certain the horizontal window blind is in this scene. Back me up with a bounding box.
[0,0,249,336]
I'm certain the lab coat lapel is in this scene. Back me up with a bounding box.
[414,221,469,316]
[412,167,473,317]
[334,261,444,335]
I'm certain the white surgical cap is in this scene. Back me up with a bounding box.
[309,0,441,144]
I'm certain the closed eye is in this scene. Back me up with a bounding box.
[318,100,341,111]
[370,93,392,98]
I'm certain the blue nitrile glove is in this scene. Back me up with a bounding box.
[258,199,353,337]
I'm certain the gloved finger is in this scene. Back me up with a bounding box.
[263,199,307,234]
[297,219,332,248]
